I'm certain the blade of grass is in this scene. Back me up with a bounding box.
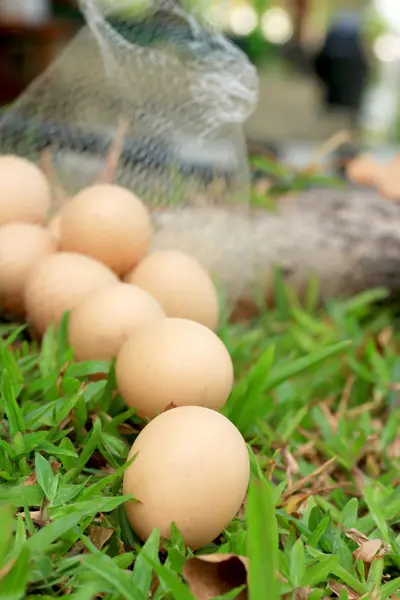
[247,477,279,600]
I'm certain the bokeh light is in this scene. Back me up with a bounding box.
[261,7,293,44]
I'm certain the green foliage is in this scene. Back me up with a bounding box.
[0,281,399,598]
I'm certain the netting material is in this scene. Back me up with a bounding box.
[0,0,258,208]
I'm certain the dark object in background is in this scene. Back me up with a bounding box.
[313,12,370,117]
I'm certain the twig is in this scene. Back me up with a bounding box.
[39,149,69,209]
[305,129,353,172]
[96,117,130,185]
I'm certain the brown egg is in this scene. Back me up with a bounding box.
[123,406,249,549]
[116,317,234,419]
[374,155,400,200]
[345,153,380,187]
[59,184,152,275]
[0,155,51,226]
[68,282,166,361]
[24,252,118,335]
[47,212,63,243]
[126,250,219,330]
[0,223,57,317]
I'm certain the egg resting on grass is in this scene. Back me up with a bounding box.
[68,282,166,361]
[0,155,51,226]
[24,252,118,335]
[125,249,220,330]
[47,212,63,244]
[116,317,234,419]
[0,223,57,317]
[59,184,152,276]
[123,405,250,549]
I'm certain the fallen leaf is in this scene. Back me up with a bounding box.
[183,553,249,600]
[345,528,369,546]
[21,510,49,526]
[388,437,400,459]
[66,541,86,557]
[280,493,310,516]
[282,447,300,488]
[24,461,61,486]
[329,580,360,599]
[282,457,336,500]
[117,423,139,435]
[88,525,115,550]
[353,539,383,564]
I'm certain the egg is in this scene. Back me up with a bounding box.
[47,212,63,243]
[123,405,250,549]
[24,252,118,335]
[345,153,380,187]
[0,223,57,317]
[0,155,51,226]
[373,155,400,200]
[59,184,152,275]
[68,282,166,361]
[126,250,220,330]
[116,317,234,419]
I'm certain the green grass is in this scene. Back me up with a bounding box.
[0,279,400,599]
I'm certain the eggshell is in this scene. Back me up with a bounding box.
[68,282,166,361]
[0,223,57,317]
[24,252,118,335]
[123,405,250,549]
[59,184,152,275]
[373,155,400,200]
[345,153,380,187]
[116,317,234,419]
[126,250,220,330]
[0,155,51,226]
[47,212,63,243]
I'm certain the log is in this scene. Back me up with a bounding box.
[151,187,400,315]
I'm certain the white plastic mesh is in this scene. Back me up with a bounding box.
[0,0,258,208]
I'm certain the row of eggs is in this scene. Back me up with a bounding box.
[0,154,250,549]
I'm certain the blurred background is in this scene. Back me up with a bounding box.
[1,0,400,167]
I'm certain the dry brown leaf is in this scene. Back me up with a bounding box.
[294,587,311,600]
[282,457,336,500]
[345,528,369,546]
[282,447,300,488]
[365,454,381,478]
[376,327,393,353]
[21,510,49,527]
[352,468,366,494]
[88,525,115,550]
[329,580,360,599]
[280,493,310,516]
[117,423,139,435]
[183,553,249,600]
[66,541,86,557]
[388,437,400,459]
[353,539,383,564]
[24,460,61,486]
[337,375,355,421]
[320,403,338,433]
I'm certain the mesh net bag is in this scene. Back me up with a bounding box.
[0,0,258,210]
